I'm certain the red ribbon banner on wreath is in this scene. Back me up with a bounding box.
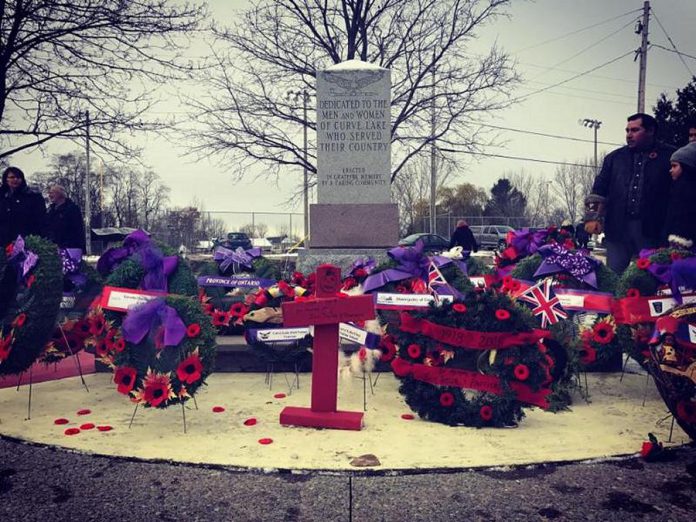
[391,358,551,408]
[398,312,551,350]
[610,294,696,325]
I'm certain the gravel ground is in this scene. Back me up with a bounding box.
[1,436,694,521]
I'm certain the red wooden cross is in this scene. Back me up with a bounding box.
[279,264,375,430]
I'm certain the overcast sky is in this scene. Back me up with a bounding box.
[13,0,696,232]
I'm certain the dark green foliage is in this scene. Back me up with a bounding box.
[653,78,696,148]
[0,236,63,375]
[511,253,618,294]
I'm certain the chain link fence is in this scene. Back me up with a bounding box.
[411,214,532,238]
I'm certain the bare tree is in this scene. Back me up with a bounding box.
[0,1,206,160]
[187,0,517,193]
[552,159,595,224]
[508,170,558,226]
[138,171,171,231]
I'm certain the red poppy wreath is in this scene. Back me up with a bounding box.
[390,287,572,427]
[106,295,216,409]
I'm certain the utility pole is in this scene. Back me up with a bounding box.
[84,110,92,255]
[581,118,602,174]
[636,1,650,113]
[429,60,437,235]
[286,89,310,248]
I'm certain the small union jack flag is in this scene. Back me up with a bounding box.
[427,261,463,301]
[515,278,568,328]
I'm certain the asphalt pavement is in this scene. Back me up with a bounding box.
[1,435,694,521]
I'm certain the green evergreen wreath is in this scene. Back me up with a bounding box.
[0,236,63,375]
[392,288,565,427]
[510,253,621,371]
[615,247,696,366]
[106,295,217,408]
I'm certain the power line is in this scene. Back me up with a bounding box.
[651,10,695,76]
[479,123,623,146]
[651,44,696,63]
[515,8,642,53]
[440,148,593,168]
[511,50,635,104]
[530,17,638,81]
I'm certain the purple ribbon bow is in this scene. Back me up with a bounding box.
[348,257,377,277]
[8,235,38,281]
[534,243,599,288]
[213,246,262,273]
[96,229,151,276]
[510,228,547,257]
[362,241,431,293]
[122,298,186,347]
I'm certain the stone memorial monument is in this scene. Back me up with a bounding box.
[299,59,399,271]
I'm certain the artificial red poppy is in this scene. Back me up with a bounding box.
[479,405,494,421]
[401,413,415,420]
[501,246,518,260]
[592,322,615,344]
[291,271,305,285]
[89,313,106,336]
[670,252,682,261]
[94,339,110,357]
[97,425,113,432]
[379,336,397,363]
[229,302,249,319]
[277,280,294,298]
[636,258,651,270]
[54,418,69,425]
[676,400,696,423]
[212,406,225,413]
[439,392,455,407]
[73,320,93,339]
[411,278,427,294]
[64,428,80,436]
[211,309,230,327]
[140,372,174,407]
[5,243,13,255]
[407,343,422,359]
[514,364,530,381]
[176,353,204,384]
[495,309,511,321]
[341,277,358,291]
[254,293,269,307]
[258,438,273,445]
[579,346,597,365]
[186,323,201,338]
[353,268,368,279]
[452,303,467,313]
[244,418,257,426]
[563,239,575,250]
[648,151,658,159]
[626,288,640,298]
[113,338,126,353]
[273,393,286,399]
[57,332,84,355]
[77,409,91,416]
[114,366,137,395]
[12,313,27,329]
[80,423,95,430]
[358,347,367,362]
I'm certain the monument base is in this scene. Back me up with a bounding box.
[296,248,392,273]
[279,406,364,431]
[309,203,399,248]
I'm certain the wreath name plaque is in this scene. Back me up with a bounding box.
[280,264,375,430]
[100,286,166,312]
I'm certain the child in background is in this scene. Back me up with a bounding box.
[664,142,696,249]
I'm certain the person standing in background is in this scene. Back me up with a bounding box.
[0,166,46,247]
[45,184,86,250]
[448,219,478,252]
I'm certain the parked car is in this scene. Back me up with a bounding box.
[398,233,450,253]
[218,232,253,251]
[470,225,514,251]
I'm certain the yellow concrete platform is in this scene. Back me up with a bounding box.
[0,371,688,472]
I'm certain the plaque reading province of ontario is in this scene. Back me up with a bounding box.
[310,59,398,251]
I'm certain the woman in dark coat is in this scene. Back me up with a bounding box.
[0,166,46,247]
[448,219,478,252]
[664,142,696,249]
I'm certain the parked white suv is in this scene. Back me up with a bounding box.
[470,225,514,251]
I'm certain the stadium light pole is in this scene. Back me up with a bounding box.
[287,89,311,248]
[580,118,602,174]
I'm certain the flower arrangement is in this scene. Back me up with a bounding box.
[510,246,621,371]
[0,236,63,376]
[615,247,696,366]
[390,287,572,427]
[106,296,216,408]
[495,226,577,275]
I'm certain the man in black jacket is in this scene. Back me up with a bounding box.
[585,113,674,274]
[45,184,86,250]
